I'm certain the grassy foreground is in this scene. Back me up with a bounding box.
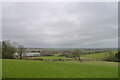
[2,59,118,78]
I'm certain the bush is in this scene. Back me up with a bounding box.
[105,51,119,62]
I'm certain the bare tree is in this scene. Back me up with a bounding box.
[72,49,82,62]
[2,40,17,59]
[17,45,25,59]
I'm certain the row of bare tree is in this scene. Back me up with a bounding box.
[2,40,25,59]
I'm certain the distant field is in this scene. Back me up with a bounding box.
[3,59,118,78]
[32,56,71,60]
[54,53,62,56]
[81,50,118,60]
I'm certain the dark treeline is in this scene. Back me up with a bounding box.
[105,51,120,62]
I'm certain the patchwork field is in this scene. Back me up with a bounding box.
[2,59,118,78]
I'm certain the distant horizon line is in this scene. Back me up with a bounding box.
[24,47,118,49]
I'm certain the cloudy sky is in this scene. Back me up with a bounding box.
[2,2,118,48]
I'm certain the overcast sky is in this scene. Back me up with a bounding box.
[2,2,118,48]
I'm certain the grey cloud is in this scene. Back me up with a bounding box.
[2,2,118,48]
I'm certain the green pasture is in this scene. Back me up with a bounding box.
[2,59,118,78]
[53,53,62,56]
[32,56,71,60]
[81,50,118,60]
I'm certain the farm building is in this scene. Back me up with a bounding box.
[13,52,41,57]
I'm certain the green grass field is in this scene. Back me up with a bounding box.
[81,50,118,60]
[2,59,118,78]
[54,53,62,56]
[32,56,71,60]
